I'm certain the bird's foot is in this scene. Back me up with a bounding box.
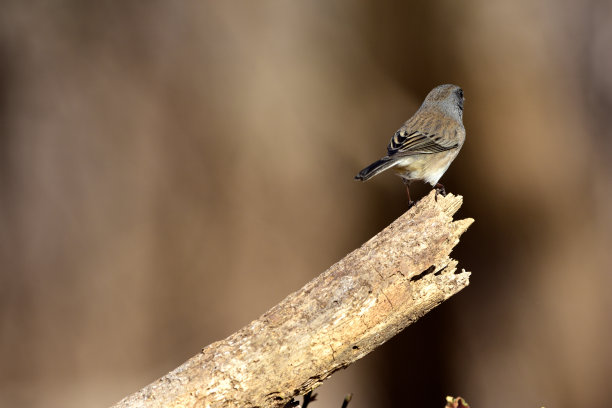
[404,183,415,208]
[434,183,447,200]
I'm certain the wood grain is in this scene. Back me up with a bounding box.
[111,190,473,408]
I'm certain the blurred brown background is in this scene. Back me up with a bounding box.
[1,1,611,407]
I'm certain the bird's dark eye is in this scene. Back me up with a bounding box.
[457,88,464,99]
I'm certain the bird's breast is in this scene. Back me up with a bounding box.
[393,149,459,186]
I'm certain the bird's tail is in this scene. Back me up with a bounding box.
[354,157,396,181]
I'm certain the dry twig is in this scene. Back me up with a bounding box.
[111,191,473,408]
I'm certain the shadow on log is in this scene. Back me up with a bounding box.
[111,190,473,408]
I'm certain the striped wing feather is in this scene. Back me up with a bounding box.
[387,128,458,156]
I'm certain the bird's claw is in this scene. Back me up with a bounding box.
[434,183,447,200]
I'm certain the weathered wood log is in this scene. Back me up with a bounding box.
[111,190,473,408]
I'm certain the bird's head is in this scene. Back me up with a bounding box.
[421,84,465,121]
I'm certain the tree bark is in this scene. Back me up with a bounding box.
[111,191,473,408]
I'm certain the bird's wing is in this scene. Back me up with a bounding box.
[387,128,459,156]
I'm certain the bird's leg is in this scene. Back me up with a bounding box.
[434,183,446,200]
[403,179,414,208]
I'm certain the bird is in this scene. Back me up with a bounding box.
[355,84,465,205]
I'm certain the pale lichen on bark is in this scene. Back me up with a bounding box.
[111,190,473,408]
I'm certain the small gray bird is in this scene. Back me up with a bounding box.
[355,84,465,204]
